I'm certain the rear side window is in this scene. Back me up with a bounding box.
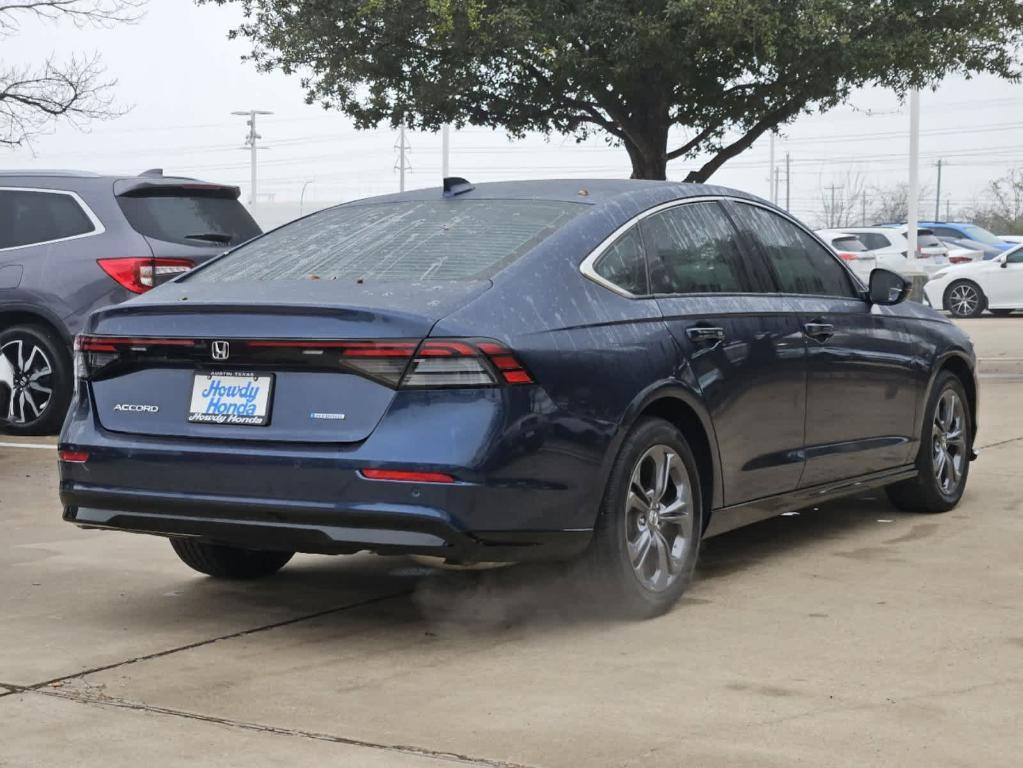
[831,236,867,252]
[916,230,942,248]
[117,189,261,248]
[730,203,856,298]
[192,199,586,283]
[856,233,893,251]
[640,202,749,294]
[0,189,95,250]
[594,228,647,295]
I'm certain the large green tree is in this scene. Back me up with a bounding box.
[202,0,1023,181]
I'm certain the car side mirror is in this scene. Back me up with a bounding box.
[869,268,910,305]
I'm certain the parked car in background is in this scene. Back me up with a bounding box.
[922,222,1013,256]
[940,240,984,264]
[937,236,1003,261]
[0,170,261,434]
[998,235,1023,245]
[60,179,977,617]
[814,230,875,281]
[924,243,1023,317]
[840,226,950,275]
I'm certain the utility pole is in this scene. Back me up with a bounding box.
[774,165,781,208]
[232,109,273,206]
[785,153,791,210]
[825,184,841,227]
[441,124,450,178]
[395,126,411,192]
[934,159,943,221]
[946,197,952,220]
[907,89,921,262]
[768,134,776,203]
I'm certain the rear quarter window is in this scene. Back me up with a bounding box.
[0,189,95,250]
[190,199,587,283]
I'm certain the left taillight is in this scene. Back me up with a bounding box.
[74,335,196,380]
[837,252,859,261]
[97,257,194,294]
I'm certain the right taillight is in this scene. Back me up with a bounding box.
[837,252,859,261]
[401,339,533,388]
[97,258,194,293]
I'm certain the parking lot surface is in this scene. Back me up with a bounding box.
[2,318,1021,767]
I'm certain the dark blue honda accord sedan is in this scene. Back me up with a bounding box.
[59,178,978,616]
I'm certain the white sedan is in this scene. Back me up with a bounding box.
[924,244,1023,317]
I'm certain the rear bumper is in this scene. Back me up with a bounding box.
[58,386,602,563]
[62,494,589,562]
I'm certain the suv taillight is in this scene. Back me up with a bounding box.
[836,252,859,261]
[97,258,194,293]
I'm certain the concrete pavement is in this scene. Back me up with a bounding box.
[1,319,1021,767]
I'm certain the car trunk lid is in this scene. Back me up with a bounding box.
[83,280,490,443]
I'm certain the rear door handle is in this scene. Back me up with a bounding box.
[804,322,835,343]
[686,326,726,345]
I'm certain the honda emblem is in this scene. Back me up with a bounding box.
[211,341,230,361]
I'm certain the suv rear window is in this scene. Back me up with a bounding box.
[831,236,867,252]
[0,189,95,249]
[916,230,942,248]
[117,188,261,248]
[191,199,587,283]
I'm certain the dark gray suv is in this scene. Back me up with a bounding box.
[0,170,261,434]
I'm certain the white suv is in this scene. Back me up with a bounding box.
[839,226,950,276]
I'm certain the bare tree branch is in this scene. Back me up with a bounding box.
[0,0,144,33]
[0,0,141,147]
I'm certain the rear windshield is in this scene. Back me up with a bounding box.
[190,199,587,283]
[118,189,261,247]
[831,236,867,252]
[961,225,1002,246]
[917,230,942,247]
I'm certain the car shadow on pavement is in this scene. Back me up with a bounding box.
[77,493,912,643]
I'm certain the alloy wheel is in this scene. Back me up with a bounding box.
[0,339,54,425]
[624,445,694,593]
[948,284,980,317]
[932,389,966,495]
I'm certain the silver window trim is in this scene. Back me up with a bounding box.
[579,194,861,299]
[0,186,106,253]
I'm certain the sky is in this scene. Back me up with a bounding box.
[3,0,1023,227]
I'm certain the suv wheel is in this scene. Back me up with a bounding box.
[584,418,703,618]
[170,539,294,579]
[0,324,72,435]
[886,372,971,513]
[944,280,986,318]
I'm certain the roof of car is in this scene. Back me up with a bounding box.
[0,169,105,178]
[344,178,762,209]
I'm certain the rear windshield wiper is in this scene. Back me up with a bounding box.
[184,232,234,245]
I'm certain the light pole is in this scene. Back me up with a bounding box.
[232,109,274,206]
[906,89,920,263]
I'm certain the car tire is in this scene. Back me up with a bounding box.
[170,539,294,579]
[886,372,971,513]
[988,309,1014,317]
[0,324,72,436]
[583,417,703,619]
[944,280,986,318]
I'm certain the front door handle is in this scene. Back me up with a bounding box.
[804,322,835,343]
[686,326,726,345]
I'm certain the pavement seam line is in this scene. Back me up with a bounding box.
[977,434,1023,450]
[34,688,539,768]
[25,589,412,691]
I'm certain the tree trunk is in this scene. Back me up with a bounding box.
[624,120,670,180]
